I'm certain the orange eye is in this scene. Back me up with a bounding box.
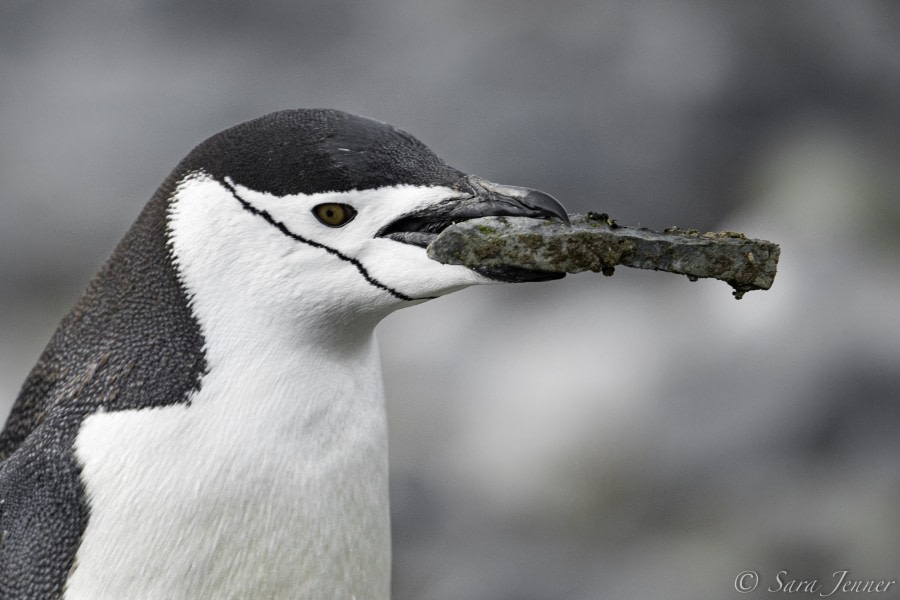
[313,203,356,227]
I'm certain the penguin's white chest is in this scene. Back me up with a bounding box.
[65,341,391,600]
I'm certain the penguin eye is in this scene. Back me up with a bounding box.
[313,203,357,227]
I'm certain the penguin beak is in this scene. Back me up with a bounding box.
[377,176,569,247]
[377,175,569,282]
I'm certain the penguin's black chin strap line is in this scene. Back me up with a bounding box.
[219,177,436,302]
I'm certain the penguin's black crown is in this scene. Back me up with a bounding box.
[177,109,464,196]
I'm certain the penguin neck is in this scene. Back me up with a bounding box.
[195,300,387,439]
[168,271,393,600]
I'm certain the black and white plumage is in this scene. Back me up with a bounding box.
[0,109,567,599]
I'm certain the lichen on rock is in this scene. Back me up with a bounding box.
[427,214,781,299]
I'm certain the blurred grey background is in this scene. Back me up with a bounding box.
[2,1,899,598]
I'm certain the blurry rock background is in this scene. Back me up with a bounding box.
[1,1,898,598]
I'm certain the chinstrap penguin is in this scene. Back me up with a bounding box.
[0,108,568,599]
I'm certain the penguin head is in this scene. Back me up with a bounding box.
[165,109,567,328]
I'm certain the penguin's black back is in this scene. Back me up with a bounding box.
[0,173,207,598]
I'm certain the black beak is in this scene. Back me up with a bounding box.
[377,175,569,282]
